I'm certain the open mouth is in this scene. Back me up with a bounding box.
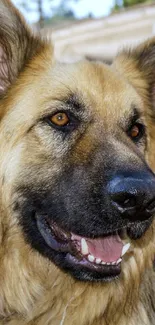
[36,214,131,279]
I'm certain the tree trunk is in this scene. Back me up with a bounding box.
[38,0,44,29]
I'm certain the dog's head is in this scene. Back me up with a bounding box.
[1,0,155,283]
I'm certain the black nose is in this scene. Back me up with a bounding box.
[107,172,155,221]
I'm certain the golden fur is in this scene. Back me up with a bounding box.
[0,1,155,324]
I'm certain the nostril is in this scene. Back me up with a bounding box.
[123,197,135,208]
[146,200,155,214]
[112,193,137,209]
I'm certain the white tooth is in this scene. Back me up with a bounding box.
[116,258,122,265]
[81,238,89,255]
[112,261,116,265]
[106,263,111,265]
[101,261,106,265]
[121,243,130,257]
[88,254,95,262]
[96,258,101,264]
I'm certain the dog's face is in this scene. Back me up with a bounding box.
[1,1,155,283]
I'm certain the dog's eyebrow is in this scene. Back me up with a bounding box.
[126,106,141,129]
[64,93,85,112]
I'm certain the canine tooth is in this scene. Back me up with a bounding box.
[121,243,130,257]
[96,258,102,264]
[88,254,95,262]
[116,258,122,265]
[81,238,89,255]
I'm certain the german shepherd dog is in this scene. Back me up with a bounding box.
[1,1,155,324]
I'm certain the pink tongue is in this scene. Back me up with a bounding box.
[86,235,123,262]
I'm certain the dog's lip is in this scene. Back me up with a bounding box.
[36,214,71,252]
[66,252,122,277]
[35,214,131,274]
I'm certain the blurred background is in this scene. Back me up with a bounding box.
[12,0,155,62]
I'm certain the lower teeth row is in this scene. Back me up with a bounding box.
[87,254,122,265]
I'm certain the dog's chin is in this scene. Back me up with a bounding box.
[32,213,152,282]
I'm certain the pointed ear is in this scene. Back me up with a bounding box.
[0,0,48,96]
[113,38,155,106]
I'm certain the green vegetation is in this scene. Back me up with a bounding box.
[113,0,155,12]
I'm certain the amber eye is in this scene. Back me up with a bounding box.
[50,112,69,127]
[128,123,144,141]
[130,125,140,138]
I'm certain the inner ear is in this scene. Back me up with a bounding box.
[0,46,11,95]
[0,0,51,96]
